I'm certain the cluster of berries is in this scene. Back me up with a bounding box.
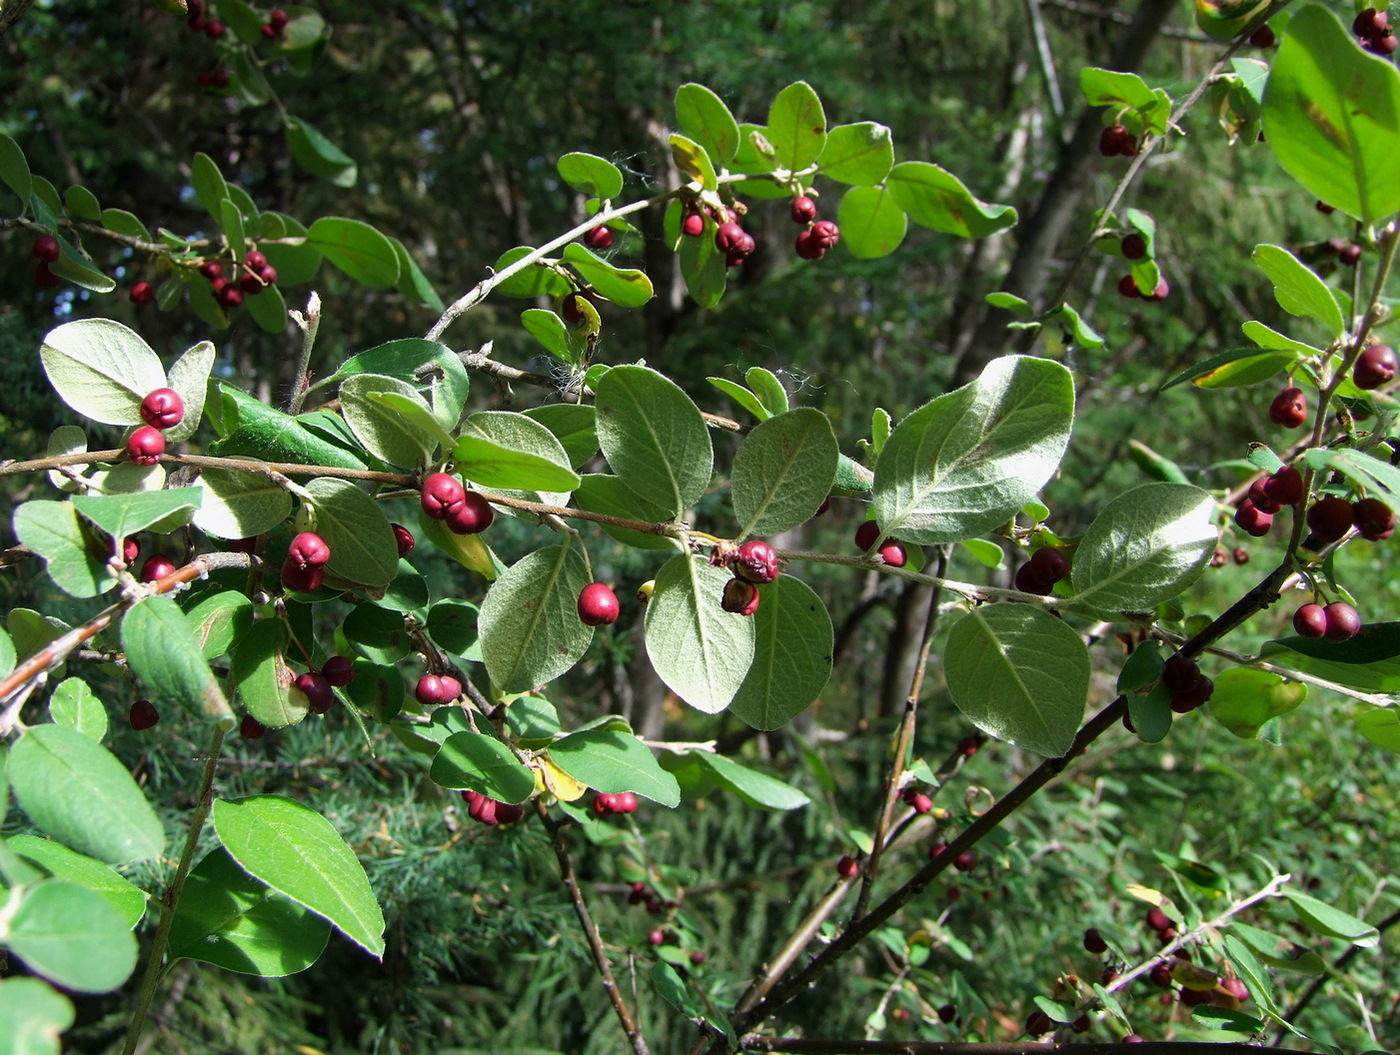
[1232,464,1304,537]
[1117,273,1169,301]
[1292,600,1361,641]
[1098,123,1140,158]
[790,195,841,261]
[420,472,494,535]
[198,250,280,312]
[126,388,186,466]
[1014,546,1070,595]
[714,215,758,268]
[184,0,225,38]
[293,655,354,715]
[715,539,779,617]
[854,520,906,568]
[1354,7,1398,54]
[592,791,638,816]
[462,790,524,826]
[1162,654,1214,714]
[415,672,462,705]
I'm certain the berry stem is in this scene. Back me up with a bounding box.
[119,721,227,1055]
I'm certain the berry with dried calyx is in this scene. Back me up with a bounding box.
[140,388,184,430]
[578,582,621,626]
[294,671,335,714]
[1353,345,1397,391]
[391,523,415,558]
[416,673,462,705]
[1306,495,1354,546]
[127,426,165,466]
[32,234,61,262]
[445,490,494,535]
[1247,476,1282,515]
[1025,546,1070,586]
[1293,602,1328,638]
[129,699,160,730]
[1323,601,1361,641]
[809,219,841,249]
[139,554,177,582]
[791,195,818,223]
[1232,547,1250,565]
[721,577,761,616]
[421,471,466,519]
[322,655,355,687]
[288,531,331,569]
[902,787,934,814]
[795,229,826,260]
[1233,500,1273,537]
[463,790,524,826]
[733,539,780,584]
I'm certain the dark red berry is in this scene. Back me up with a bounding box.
[578,583,621,626]
[244,250,267,271]
[902,788,933,814]
[126,426,165,466]
[139,554,177,582]
[733,539,780,584]
[1293,602,1328,638]
[240,714,266,739]
[1232,546,1250,565]
[391,523,415,558]
[1118,274,1141,298]
[1316,200,1336,214]
[122,537,140,563]
[928,841,948,860]
[877,539,907,567]
[1146,907,1172,932]
[721,577,761,616]
[463,790,524,826]
[1249,24,1275,47]
[790,195,818,223]
[1338,243,1362,267]
[1264,465,1304,506]
[1099,124,1128,156]
[1353,497,1396,540]
[1354,345,1397,391]
[416,673,462,705]
[1323,602,1361,640]
[715,221,746,253]
[444,491,494,535]
[210,68,230,89]
[129,699,160,730]
[240,272,268,295]
[953,850,976,871]
[198,260,223,280]
[288,531,331,569]
[1307,495,1355,545]
[204,18,225,37]
[217,284,243,309]
[1163,654,1200,693]
[583,226,614,251]
[1121,233,1147,259]
[1014,560,1055,595]
[1247,476,1282,515]
[322,655,355,687]
[681,211,705,237]
[1233,500,1273,538]
[421,472,466,519]
[1149,962,1173,987]
[854,520,881,552]
[1084,928,1108,954]
[294,671,335,714]
[938,1004,957,1024]
[35,262,61,288]
[690,950,706,966]
[957,735,979,757]
[129,281,156,305]
[1027,546,1070,585]
[140,388,184,430]
[1221,977,1249,1003]
[1354,8,1387,35]
[268,7,289,29]
[1025,1010,1053,1037]
[279,559,324,593]
[795,230,826,260]
[836,855,859,878]
[809,219,840,248]
[32,234,60,262]
[256,264,278,286]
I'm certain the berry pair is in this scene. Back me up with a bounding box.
[1354,8,1398,54]
[854,520,907,568]
[463,790,524,826]
[715,221,757,267]
[1117,274,1169,300]
[1014,546,1069,595]
[592,791,638,816]
[126,387,185,466]
[421,472,494,535]
[1292,601,1361,641]
[1098,124,1139,158]
[1162,653,1214,713]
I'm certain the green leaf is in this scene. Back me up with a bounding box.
[1208,667,1306,739]
[670,133,718,191]
[191,152,229,221]
[1047,302,1105,350]
[219,198,246,262]
[492,246,576,298]
[1242,320,1324,356]
[454,411,581,493]
[339,374,439,468]
[3,880,137,992]
[0,977,74,1055]
[331,338,468,431]
[837,185,907,259]
[121,596,234,725]
[39,319,166,426]
[284,116,358,187]
[819,121,894,185]
[7,835,145,929]
[708,377,769,421]
[1080,67,1157,109]
[45,678,106,741]
[562,243,654,307]
[62,184,100,221]
[549,724,681,807]
[689,751,809,809]
[1069,483,1218,614]
[1231,921,1327,974]
[165,339,215,444]
[168,846,330,976]
[557,152,623,199]
[183,590,256,660]
[730,576,831,730]
[1356,706,1400,754]
[307,217,398,288]
[479,542,593,694]
[1308,447,1400,500]
[960,538,1005,568]
[213,795,385,958]
[745,368,789,417]
[1252,244,1344,336]
[1192,1007,1265,1034]
[522,405,598,469]
[679,215,728,307]
[1262,5,1400,224]
[1161,347,1298,390]
[1225,935,1277,1014]
[944,603,1090,757]
[9,725,164,864]
[767,81,826,171]
[12,500,114,599]
[71,488,201,542]
[986,291,1034,316]
[207,384,371,469]
[389,235,444,312]
[521,308,573,360]
[732,409,839,538]
[574,474,678,551]
[47,234,115,293]
[1283,889,1379,947]
[886,161,1018,238]
[1263,622,1400,694]
[192,466,294,540]
[245,279,289,335]
[430,732,536,803]
[595,365,713,519]
[342,604,411,665]
[676,84,740,166]
[231,619,306,728]
[0,133,34,211]
[645,555,755,715]
[304,477,399,588]
[872,356,1074,545]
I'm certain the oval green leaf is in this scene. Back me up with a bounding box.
[729,575,832,731]
[767,81,826,171]
[644,555,755,715]
[837,185,907,259]
[305,477,399,588]
[306,217,398,287]
[732,409,838,538]
[549,724,681,807]
[886,161,1018,238]
[430,731,536,803]
[121,596,234,725]
[39,319,165,426]
[478,542,594,694]
[5,880,137,992]
[819,121,894,185]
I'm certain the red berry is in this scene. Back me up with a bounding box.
[244,250,268,271]
[445,491,494,535]
[715,221,746,253]
[1014,560,1055,595]
[928,841,948,860]
[1316,200,1336,214]
[1369,32,1399,54]
[1099,124,1128,156]
[1084,928,1108,954]
[957,735,979,757]
[809,220,840,248]
[1026,546,1070,585]
[217,284,243,309]
[1233,500,1273,538]
[1354,8,1387,35]
[1353,497,1396,540]
[140,388,184,430]
[1293,602,1328,638]
[139,554,177,582]
[188,14,206,30]
[1323,602,1361,641]
[583,226,614,251]
[288,531,331,569]
[1149,962,1173,987]
[1221,977,1250,1003]
[256,264,278,286]
[268,7,289,29]
[1162,654,1200,694]
[210,68,230,89]
[416,673,462,705]
[733,540,779,584]
[1338,243,1362,267]
[1307,495,1354,545]
[32,234,60,262]
[953,850,976,871]
[681,211,705,237]
[279,559,324,593]
[127,426,165,466]
[790,195,818,224]
[903,789,933,814]
[836,855,859,878]
[1232,546,1250,565]
[1025,1010,1053,1036]
[198,260,223,280]
[616,791,637,813]
[1117,274,1141,298]
[122,537,140,563]
[690,950,706,966]
[1354,345,1397,391]
[721,577,761,616]
[391,523,415,558]
[35,262,61,288]
[1146,907,1171,932]
[322,655,355,687]
[240,714,266,739]
[240,272,268,295]
[129,281,156,305]
[794,230,826,260]
[648,928,666,946]
[854,520,881,552]
[1121,233,1147,259]
[578,583,621,626]
[1249,24,1275,47]
[294,671,335,714]
[1247,476,1282,515]
[129,699,160,731]
[1264,465,1304,506]
[204,18,225,37]
[421,472,467,519]
[1143,277,1169,301]
[877,540,907,567]
[938,1004,957,1024]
